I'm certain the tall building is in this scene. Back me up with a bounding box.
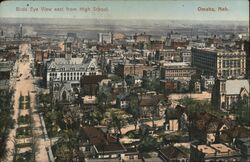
[191,48,246,78]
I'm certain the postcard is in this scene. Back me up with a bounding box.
[0,0,249,162]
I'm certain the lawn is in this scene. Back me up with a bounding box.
[15,151,34,162]
[18,115,30,125]
[16,127,32,138]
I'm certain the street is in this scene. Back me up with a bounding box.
[4,44,49,162]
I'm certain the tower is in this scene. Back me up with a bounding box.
[64,40,72,60]
[19,24,22,38]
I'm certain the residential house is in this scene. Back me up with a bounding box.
[81,127,126,159]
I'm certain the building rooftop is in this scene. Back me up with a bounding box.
[194,143,239,156]
[163,62,190,67]
[142,157,163,162]
[197,145,216,154]
[82,127,126,153]
[211,144,233,153]
[159,145,188,160]
[192,47,245,54]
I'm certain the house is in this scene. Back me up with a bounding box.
[81,127,126,159]
[122,147,140,162]
[219,126,250,145]
[189,112,226,144]
[116,94,130,109]
[137,93,165,118]
[164,108,181,132]
[159,145,189,162]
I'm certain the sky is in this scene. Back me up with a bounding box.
[0,0,249,21]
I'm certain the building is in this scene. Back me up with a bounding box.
[80,75,107,96]
[159,145,189,162]
[244,40,250,79]
[46,57,102,88]
[143,66,160,79]
[0,60,12,95]
[155,49,181,62]
[160,62,196,80]
[112,32,126,41]
[134,33,151,44]
[190,143,241,162]
[98,32,113,44]
[189,112,226,144]
[201,75,215,92]
[212,79,249,110]
[81,127,126,159]
[191,48,246,78]
[115,63,145,78]
[181,50,192,63]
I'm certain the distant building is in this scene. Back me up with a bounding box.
[160,62,196,80]
[171,40,189,49]
[112,32,126,41]
[190,143,241,162]
[143,66,160,79]
[98,32,113,44]
[181,50,192,63]
[212,79,249,111]
[201,75,215,92]
[155,49,181,62]
[134,33,151,44]
[115,63,145,78]
[191,48,246,78]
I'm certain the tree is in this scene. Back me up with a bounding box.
[127,94,140,130]
[232,97,250,126]
[110,112,126,136]
[96,85,112,110]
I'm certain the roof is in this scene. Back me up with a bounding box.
[82,127,126,153]
[47,58,100,72]
[142,157,163,162]
[139,94,164,107]
[85,159,120,162]
[225,80,249,95]
[159,145,188,160]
